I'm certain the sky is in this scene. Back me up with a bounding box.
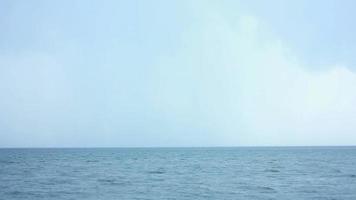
[1,0,356,147]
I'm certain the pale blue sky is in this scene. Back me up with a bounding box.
[1,0,356,147]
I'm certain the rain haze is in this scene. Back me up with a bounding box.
[1,0,356,147]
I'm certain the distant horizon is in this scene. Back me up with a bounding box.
[1,145,356,149]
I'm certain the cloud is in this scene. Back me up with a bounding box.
[152,6,356,145]
[1,1,356,146]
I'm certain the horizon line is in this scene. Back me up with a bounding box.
[1,145,356,149]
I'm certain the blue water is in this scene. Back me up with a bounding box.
[1,147,356,200]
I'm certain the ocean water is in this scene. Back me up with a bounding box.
[0,147,356,200]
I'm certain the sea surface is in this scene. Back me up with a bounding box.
[0,147,356,200]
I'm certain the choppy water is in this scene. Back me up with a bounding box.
[1,147,356,200]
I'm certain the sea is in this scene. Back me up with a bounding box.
[0,147,355,200]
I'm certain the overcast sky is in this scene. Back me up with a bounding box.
[1,0,356,147]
